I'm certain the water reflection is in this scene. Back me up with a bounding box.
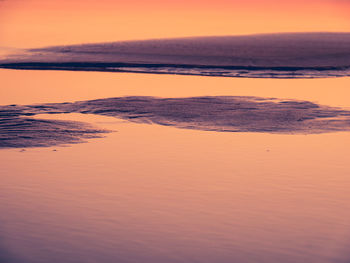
[0,238,18,263]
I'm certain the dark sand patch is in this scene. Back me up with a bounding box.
[1,33,350,78]
[1,96,350,148]
[0,105,108,148]
[62,96,350,134]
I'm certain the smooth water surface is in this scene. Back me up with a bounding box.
[1,69,350,263]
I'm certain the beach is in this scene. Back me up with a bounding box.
[1,69,350,262]
[1,0,350,261]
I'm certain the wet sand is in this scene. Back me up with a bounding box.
[0,70,350,263]
[2,33,350,78]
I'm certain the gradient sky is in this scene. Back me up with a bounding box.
[0,0,350,48]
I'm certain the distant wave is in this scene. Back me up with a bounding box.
[2,95,350,148]
[1,33,350,78]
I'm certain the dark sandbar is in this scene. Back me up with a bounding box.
[1,96,350,148]
[1,33,350,78]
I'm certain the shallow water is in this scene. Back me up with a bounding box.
[1,69,350,263]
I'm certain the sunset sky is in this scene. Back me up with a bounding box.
[1,0,350,48]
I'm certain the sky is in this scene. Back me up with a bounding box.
[0,0,350,48]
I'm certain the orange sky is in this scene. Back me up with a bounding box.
[0,0,350,48]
